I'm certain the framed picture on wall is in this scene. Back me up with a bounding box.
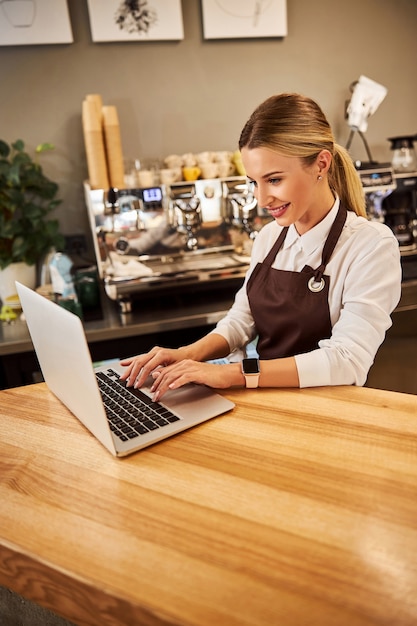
[0,0,73,46]
[202,0,287,39]
[87,0,184,42]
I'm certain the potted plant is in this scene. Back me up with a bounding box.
[0,139,65,304]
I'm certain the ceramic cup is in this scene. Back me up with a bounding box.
[172,167,182,181]
[200,163,219,179]
[160,168,179,185]
[164,154,183,169]
[182,152,197,167]
[217,161,235,177]
[215,151,233,162]
[137,169,154,187]
[196,151,214,165]
[182,166,201,181]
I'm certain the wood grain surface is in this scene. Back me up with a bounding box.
[1,383,417,626]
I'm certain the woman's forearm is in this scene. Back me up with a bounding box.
[180,335,300,389]
[179,332,232,363]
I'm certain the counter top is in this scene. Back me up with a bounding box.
[0,291,234,356]
[1,274,417,360]
[1,382,417,625]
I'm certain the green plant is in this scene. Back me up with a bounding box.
[0,139,65,270]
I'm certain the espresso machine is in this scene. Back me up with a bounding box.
[357,161,417,250]
[357,163,396,222]
[84,176,262,311]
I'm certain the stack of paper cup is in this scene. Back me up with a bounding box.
[102,105,125,189]
[86,93,103,119]
[82,96,109,190]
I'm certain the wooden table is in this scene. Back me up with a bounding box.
[1,383,417,626]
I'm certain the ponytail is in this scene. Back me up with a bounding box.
[330,144,367,217]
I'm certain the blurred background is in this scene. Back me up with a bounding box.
[1,0,416,241]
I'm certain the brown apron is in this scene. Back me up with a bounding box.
[247,204,347,359]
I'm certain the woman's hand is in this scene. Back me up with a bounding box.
[149,359,240,401]
[119,346,187,389]
[119,334,239,398]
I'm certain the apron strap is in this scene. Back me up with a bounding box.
[262,227,289,268]
[313,204,347,281]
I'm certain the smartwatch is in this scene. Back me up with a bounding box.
[241,358,260,388]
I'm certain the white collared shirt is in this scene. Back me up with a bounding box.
[212,197,402,387]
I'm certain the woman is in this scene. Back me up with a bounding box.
[120,93,402,400]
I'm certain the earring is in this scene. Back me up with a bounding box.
[317,175,323,181]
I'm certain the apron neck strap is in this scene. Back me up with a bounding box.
[314,204,348,280]
[263,227,288,267]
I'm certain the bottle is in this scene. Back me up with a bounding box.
[49,252,83,318]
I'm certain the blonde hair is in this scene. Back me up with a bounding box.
[239,93,366,217]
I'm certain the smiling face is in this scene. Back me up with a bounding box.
[241,146,335,235]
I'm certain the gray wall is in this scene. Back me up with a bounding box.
[1,0,416,240]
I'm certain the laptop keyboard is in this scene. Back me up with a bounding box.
[96,368,180,442]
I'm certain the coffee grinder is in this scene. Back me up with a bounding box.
[382,136,417,249]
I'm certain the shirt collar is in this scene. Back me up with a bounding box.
[282,196,340,254]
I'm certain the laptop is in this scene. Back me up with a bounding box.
[16,282,235,457]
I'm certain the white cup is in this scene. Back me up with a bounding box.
[200,163,219,179]
[215,151,233,162]
[164,154,183,168]
[124,172,138,188]
[182,152,197,167]
[172,167,182,181]
[217,161,235,177]
[137,169,154,187]
[197,151,214,165]
[160,168,178,185]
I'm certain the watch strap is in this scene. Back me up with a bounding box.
[245,374,260,389]
[241,358,260,389]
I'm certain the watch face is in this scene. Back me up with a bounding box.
[243,358,260,374]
